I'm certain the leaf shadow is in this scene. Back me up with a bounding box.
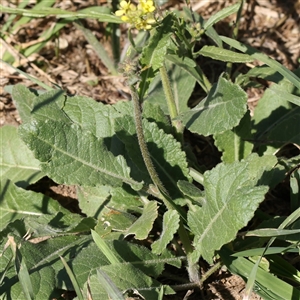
[106,130,188,199]
[31,89,65,114]
[251,106,298,154]
[185,88,223,129]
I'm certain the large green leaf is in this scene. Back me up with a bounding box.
[20,88,69,124]
[0,126,43,188]
[66,239,180,293]
[178,76,247,135]
[253,81,299,155]
[11,84,39,123]
[142,101,172,134]
[0,233,91,299]
[115,116,191,198]
[77,185,143,238]
[188,154,278,263]
[0,180,92,234]
[61,95,132,155]
[96,264,162,300]
[19,120,143,190]
[77,185,111,218]
[214,111,253,162]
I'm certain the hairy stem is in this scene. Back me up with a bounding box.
[130,82,194,273]
[129,84,169,199]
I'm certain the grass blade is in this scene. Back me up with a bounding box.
[0,5,122,23]
[91,230,120,264]
[220,247,300,300]
[60,256,84,300]
[244,207,300,299]
[96,269,125,300]
[220,36,300,90]
[74,21,118,75]
[9,236,34,300]
[0,59,53,90]
[204,3,240,31]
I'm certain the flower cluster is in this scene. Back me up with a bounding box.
[115,0,156,30]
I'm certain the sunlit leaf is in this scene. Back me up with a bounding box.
[0,126,43,188]
[178,76,247,136]
[188,154,277,263]
[19,120,143,190]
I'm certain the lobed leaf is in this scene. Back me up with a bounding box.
[152,210,180,254]
[126,201,158,240]
[188,154,277,263]
[19,120,143,190]
[115,116,191,198]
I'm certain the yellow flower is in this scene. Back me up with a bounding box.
[115,1,136,17]
[115,0,156,30]
[138,0,155,14]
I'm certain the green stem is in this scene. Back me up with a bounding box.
[160,63,178,120]
[189,167,204,185]
[160,63,185,143]
[111,8,120,64]
[130,82,194,273]
[195,65,212,93]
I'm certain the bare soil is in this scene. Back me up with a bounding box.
[1,0,299,299]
